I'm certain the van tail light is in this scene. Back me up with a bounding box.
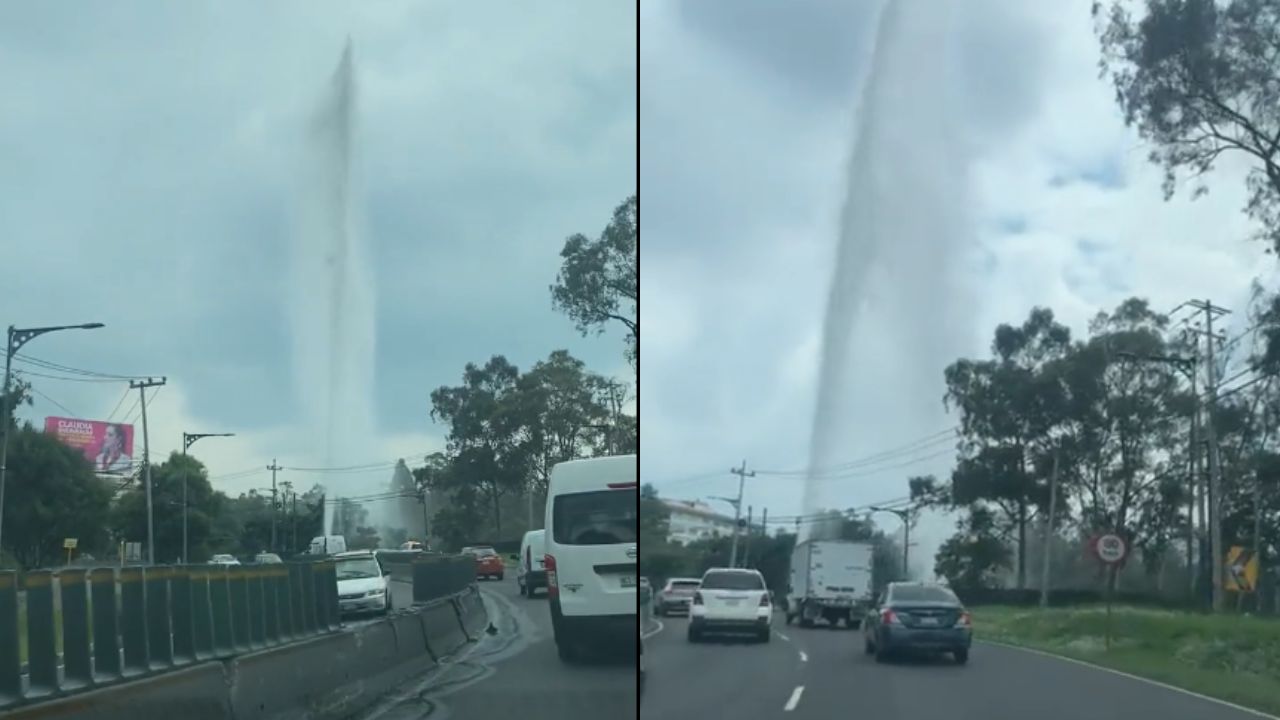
[693,592,704,606]
[545,555,558,599]
[881,608,899,625]
[956,611,972,629]
[759,593,771,607]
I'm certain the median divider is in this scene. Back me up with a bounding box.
[0,554,486,719]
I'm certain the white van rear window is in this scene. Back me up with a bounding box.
[552,489,638,545]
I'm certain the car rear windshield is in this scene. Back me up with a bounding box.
[336,557,381,579]
[700,572,764,590]
[473,548,497,557]
[552,488,638,545]
[890,585,957,603]
[671,580,700,589]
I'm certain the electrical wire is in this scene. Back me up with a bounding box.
[756,428,957,478]
[104,387,131,423]
[12,353,145,380]
[24,383,81,419]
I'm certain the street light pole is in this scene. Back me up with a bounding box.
[0,323,104,553]
[182,431,234,564]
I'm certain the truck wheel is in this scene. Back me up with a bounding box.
[784,612,794,626]
[954,648,969,665]
[799,616,815,628]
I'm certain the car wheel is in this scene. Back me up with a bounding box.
[759,628,771,643]
[799,616,814,629]
[864,635,875,655]
[874,638,890,663]
[784,612,794,626]
[954,648,969,665]
[497,573,504,581]
[687,626,701,643]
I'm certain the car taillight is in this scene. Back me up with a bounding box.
[881,608,898,625]
[759,594,771,607]
[545,554,558,598]
[693,592,703,605]
[956,611,972,628]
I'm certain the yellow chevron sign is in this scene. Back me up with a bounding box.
[1225,546,1259,593]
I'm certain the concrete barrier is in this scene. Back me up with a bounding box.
[0,662,232,720]
[419,597,468,660]
[455,586,487,639]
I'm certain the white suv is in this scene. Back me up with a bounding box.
[688,568,772,643]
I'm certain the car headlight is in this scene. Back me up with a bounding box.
[366,589,385,598]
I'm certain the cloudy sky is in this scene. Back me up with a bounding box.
[0,2,636,497]
[640,0,1275,571]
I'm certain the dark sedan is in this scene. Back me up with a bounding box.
[862,582,972,664]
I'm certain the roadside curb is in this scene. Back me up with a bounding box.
[979,639,1280,720]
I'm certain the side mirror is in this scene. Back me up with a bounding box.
[383,570,391,577]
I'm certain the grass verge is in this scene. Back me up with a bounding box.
[974,604,1280,717]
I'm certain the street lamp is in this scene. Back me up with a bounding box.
[181,431,235,564]
[0,323,104,553]
[869,505,915,578]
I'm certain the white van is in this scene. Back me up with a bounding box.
[544,454,638,663]
[518,529,547,598]
[309,535,347,555]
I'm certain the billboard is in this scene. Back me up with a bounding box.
[44,417,135,474]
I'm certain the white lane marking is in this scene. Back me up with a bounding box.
[784,686,805,712]
[798,650,808,662]
[982,641,1280,720]
[641,618,665,640]
[776,631,791,642]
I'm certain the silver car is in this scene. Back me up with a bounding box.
[655,577,701,616]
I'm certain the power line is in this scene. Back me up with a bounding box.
[755,427,957,478]
[24,384,81,419]
[12,369,121,384]
[12,353,145,380]
[104,387,131,422]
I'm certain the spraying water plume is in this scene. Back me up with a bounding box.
[291,40,385,538]
[802,0,973,540]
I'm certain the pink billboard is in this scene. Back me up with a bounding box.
[44,417,135,474]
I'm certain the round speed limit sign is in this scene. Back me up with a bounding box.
[1094,533,1127,565]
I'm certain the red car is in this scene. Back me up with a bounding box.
[463,546,505,580]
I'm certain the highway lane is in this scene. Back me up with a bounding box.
[355,574,638,720]
[642,616,1273,720]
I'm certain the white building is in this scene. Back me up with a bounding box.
[662,499,737,546]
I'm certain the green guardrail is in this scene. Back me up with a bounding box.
[0,559,339,711]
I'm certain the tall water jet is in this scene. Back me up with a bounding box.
[802,0,972,539]
[291,39,380,538]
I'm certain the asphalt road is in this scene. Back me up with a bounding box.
[640,615,1271,720]
[354,574,637,720]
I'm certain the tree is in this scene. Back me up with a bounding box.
[550,195,638,370]
[942,307,1073,587]
[517,350,612,496]
[640,483,671,545]
[935,506,1013,589]
[430,356,531,538]
[1094,0,1280,252]
[2,423,114,568]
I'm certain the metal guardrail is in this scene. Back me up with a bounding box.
[0,560,340,710]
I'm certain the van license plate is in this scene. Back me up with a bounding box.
[621,576,636,588]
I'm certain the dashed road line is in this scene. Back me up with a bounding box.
[641,618,665,640]
[798,650,807,662]
[776,631,791,642]
[784,686,805,712]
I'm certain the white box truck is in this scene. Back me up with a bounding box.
[785,539,875,628]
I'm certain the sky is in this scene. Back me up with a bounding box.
[640,0,1276,574]
[0,2,636,498]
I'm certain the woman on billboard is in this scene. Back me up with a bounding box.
[95,423,133,473]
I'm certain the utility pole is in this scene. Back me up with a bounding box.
[728,460,754,568]
[869,505,914,579]
[291,485,298,554]
[761,507,768,541]
[182,431,234,564]
[267,460,282,553]
[1186,299,1230,611]
[1040,450,1060,608]
[131,377,166,565]
[743,505,754,567]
